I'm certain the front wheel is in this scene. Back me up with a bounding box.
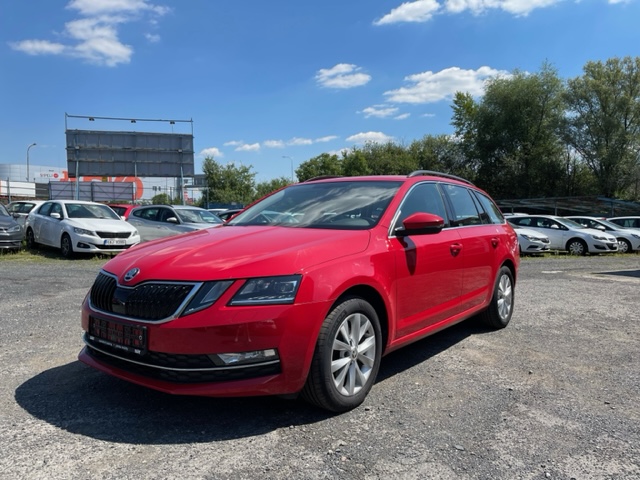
[479,266,514,329]
[567,239,588,256]
[301,297,382,413]
[618,238,632,254]
[60,233,74,259]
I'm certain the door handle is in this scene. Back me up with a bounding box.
[450,243,462,256]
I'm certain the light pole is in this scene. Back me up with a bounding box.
[26,142,36,181]
[282,156,294,182]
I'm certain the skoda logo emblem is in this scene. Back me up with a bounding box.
[124,268,140,282]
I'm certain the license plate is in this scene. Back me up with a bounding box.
[88,317,147,355]
[104,239,126,246]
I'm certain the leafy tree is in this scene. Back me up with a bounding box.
[203,157,256,205]
[452,63,568,198]
[151,193,172,205]
[253,176,291,201]
[563,56,640,198]
[295,153,342,182]
[341,149,371,176]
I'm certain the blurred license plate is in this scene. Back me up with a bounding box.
[88,317,147,355]
[104,239,126,246]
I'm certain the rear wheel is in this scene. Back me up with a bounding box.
[618,238,631,254]
[301,297,382,413]
[25,228,38,249]
[567,238,587,256]
[479,266,514,329]
[61,233,74,259]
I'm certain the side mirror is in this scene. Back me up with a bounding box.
[166,216,179,224]
[395,212,444,237]
[50,212,61,220]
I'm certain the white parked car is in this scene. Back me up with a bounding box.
[507,222,550,255]
[25,200,140,258]
[507,215,619,255]
[607,216,640,229]
[566,216,640,254]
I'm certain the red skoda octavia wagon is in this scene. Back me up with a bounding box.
[79,171,519,412]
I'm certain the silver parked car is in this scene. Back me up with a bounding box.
[507,221,550,256]
[507,214,618,255]
[0,203,23,251]
[6,200,45,237]
[567,216,640,254]
[127,205,223,242]
[607,216,640,229]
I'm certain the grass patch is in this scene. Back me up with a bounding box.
[0,247,113,264]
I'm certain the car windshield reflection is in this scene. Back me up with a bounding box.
[227,181,402,229]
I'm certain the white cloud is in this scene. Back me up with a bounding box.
[314,135,338,143]
[346,132,395,144]
[9,0,169,66]
[145,33,160,43]
[236,143,261,152]
[263,140,285,148]
[200,147,223,158]
[375,0,571,23]
[224,140,244,147]
[360,105,399,118]
[395,113,411,120]
[384,66,509,104]
[316,64,371,89]
[374,0,440,25]
[287,137,314,146]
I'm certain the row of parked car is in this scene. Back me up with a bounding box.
[2,197,640,258]
[507,214,640,255]
[0,200,228,258]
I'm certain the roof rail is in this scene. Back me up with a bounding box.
[304,175,344,182]
[408,170,474,186]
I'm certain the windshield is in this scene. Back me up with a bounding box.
[66,203,121,220]
[227,180,401,229]
[558,218,589,229]
[175,209,223,224]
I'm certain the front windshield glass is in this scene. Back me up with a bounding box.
[558,218,586,229]
[176,209,223,224]
[66,203,121,220]
[227,180,402,229]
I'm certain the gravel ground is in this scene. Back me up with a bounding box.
[0,252,639,480]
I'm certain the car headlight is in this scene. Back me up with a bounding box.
[74,227,95,236]
[183,280,234,315]
[8,225,21,233]
[230,275,302,306]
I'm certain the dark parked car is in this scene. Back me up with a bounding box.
[0,203,25,251]
[6,200,45,237]
[79,171,519,412]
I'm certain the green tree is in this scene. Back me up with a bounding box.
[203,157,256,204]
[253,176,291,201]
[452,63,568,198]
[563,56,640,198]
[295,153,342,182]
[151,193,172,205]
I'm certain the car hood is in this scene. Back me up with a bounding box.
[515,227,548,240]
[0,216,19,228]
[103,225,371,283]
[66,218,138,232]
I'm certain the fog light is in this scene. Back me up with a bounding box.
[210,349,279,366]
[77,242,91,249]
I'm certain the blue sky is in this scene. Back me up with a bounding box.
[1,0,639,182]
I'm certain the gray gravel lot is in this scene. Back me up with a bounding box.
[0,253,639,480]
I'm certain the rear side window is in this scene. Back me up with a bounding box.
[473,191,505,224]
[441,184,482,226]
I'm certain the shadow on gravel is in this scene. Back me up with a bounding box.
[15,318,489,445]
[596,269,640,279]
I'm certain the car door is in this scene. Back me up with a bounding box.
[128,207,162,242]
[40,202,64,247]
[441,184,498,313]
[30,202,53,244]
[390,182,463,338]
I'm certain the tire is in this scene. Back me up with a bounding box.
[479,266,514,329]
[567,238,588,256]
[25,228,38,249]
[618,238,632,254]
[60,233,74,259]
[301,297,382,413]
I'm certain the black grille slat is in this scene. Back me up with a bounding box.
[89,272,195,321]
[97,231,131,239]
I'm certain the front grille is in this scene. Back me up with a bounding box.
[90,271,196,321]
[97,231,131,239]
[85,342,281,384]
